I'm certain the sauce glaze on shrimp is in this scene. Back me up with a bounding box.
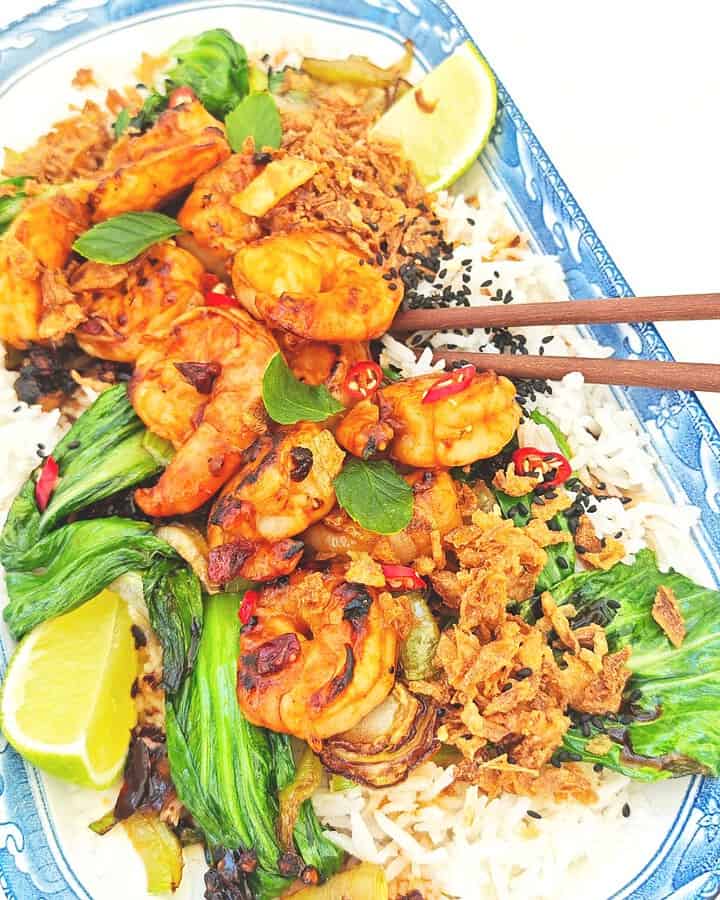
[237,571,401,744]
[129,305,278,515]
[231,229,402,342]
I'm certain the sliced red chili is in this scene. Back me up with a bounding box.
[422,364,476,404]
[343,361,384,400]
[35,455,59,512]
[381,564,426,591]
[201,274,240,309]
[238,589,260,625]
[512,446,572,489]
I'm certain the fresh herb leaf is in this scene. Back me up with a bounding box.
[382,365,403,382]
[226,91,282,152]
[73,212,182,264]
[167,29,249,118]
[334,459,413,534]
[0,178,30,235]
[533,550,720,778]
[0,176,30,188]
[113,107,130,139]
[529,409,572,459]
[0,193,27,234]
[129,89,169,132]
[262,352,344,424]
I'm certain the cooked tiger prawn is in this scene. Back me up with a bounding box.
[0,183,92,347]
[177,151,262,261]
[70,241,205,361]
[336,370,521,467]
[275,330,370,402]
[129,305,278,515]
[231,229,402,341]
[237,571,400,743]
[208,422,345,545]
[304,469,462,565]
[90,91,230,221]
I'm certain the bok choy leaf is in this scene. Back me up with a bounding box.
[166,592,342,899]
[0,384,180,640]
[530,549,720,778]
[142,559,203,696]
[0,384,171,563]
[3,517,176,640]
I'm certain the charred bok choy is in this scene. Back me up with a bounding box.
[166,591,342,900]
[522,549,720,779]
[0,384,178,639]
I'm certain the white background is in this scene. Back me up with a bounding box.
[4,0,720,424]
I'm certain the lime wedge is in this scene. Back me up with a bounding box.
[0,589,137,789]
[370,41,497,191]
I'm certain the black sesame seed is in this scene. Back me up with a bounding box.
[515,667,532,680]
[466,217,476,225]
[526,810,542,820]
[501,683,513,693]
[481,279,493,288]
[557,557,570,570]
[622,803,631,818]
[68,440,81,449]
[541,335,554,344]
[593,763,604,773]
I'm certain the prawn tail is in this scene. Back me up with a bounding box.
[135,423,243,516]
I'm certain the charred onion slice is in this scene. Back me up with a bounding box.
[319,682,439,788]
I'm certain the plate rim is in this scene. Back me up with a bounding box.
[0,2,718,899]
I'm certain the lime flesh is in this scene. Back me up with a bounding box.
[0,589,137,789]
[371,40,498,191]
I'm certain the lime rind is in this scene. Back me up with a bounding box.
[0,590,137,789]
[371,40,498,192]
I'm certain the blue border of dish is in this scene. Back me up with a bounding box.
[0,2,718,898]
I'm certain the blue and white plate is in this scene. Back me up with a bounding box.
[1,2,719,898]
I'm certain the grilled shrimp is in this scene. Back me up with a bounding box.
[237,571,399,743]
[208,422,345,545]
[304,469,462,564]
[0,183,92,347]
[90,93,230,221]
[129,305,278,515]
[231,230,402,341]
[336,371,521,468]
[71,242,205,361]
[275,330,370,402]
[177,152,262,260]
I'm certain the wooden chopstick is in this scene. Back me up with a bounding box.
[391,292,720,333]
[431,351,720,392]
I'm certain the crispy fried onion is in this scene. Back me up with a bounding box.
[427,509,631,803]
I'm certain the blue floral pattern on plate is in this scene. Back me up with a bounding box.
[0,2,719,898]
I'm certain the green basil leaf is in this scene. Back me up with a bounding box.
[73,212,182,265]
[0,176,30,189]
[334,459,413,534]
[262,352,344,425]
[529,409,572,459]
[226,91,282,152]
[113,107,130,139]
[0,193,27,234]
[129,89,169,132]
